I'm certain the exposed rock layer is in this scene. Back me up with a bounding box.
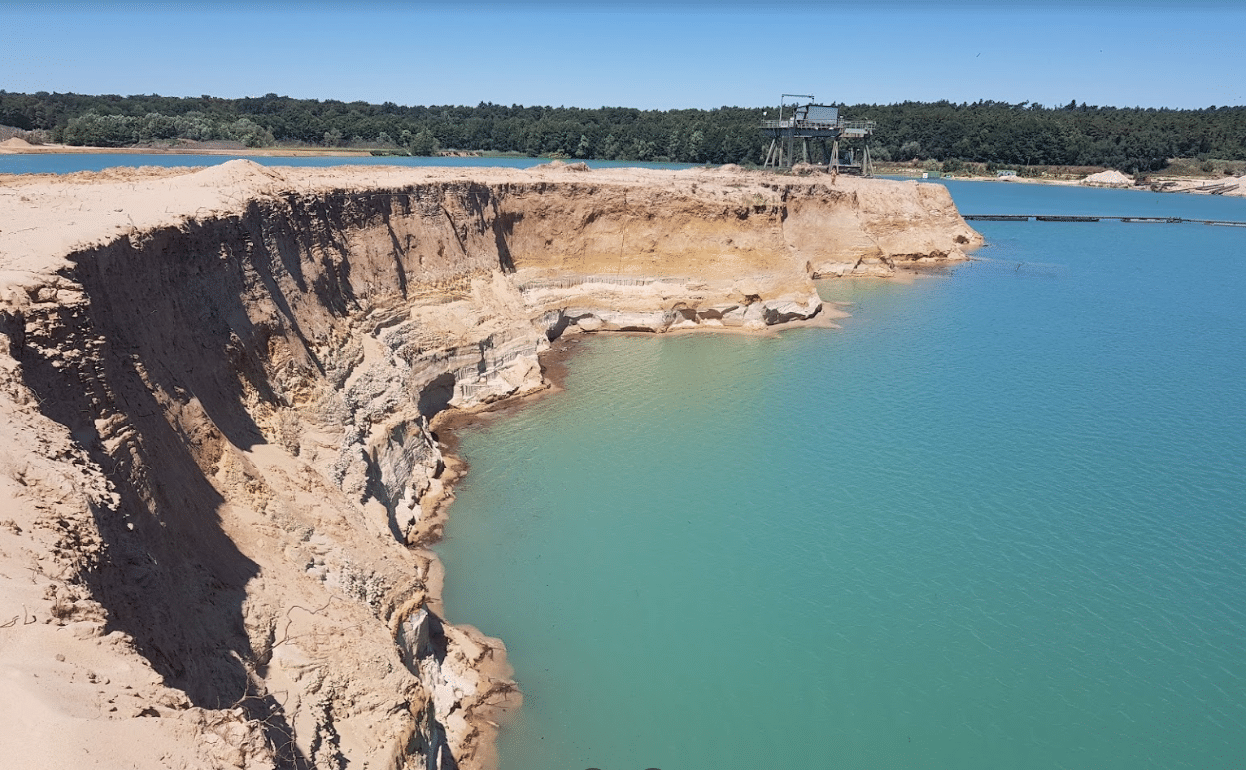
[0,162,980,769]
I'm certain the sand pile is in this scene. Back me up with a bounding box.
[529,159,590,172]
[1082,169,1134,187]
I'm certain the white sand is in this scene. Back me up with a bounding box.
[1082,169,1134,187]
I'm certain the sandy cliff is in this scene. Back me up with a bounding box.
[0,161,979,769]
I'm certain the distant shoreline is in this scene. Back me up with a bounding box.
[0,142,408,157]
[0,139,502,159]
[877,168,1246,197]
[4,143,1243,197]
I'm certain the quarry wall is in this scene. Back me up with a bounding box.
[0,162,980,769]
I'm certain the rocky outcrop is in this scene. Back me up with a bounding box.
[0,162,979,770]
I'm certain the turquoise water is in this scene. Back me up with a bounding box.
[0,153,692,175]
[437,181,1246,770]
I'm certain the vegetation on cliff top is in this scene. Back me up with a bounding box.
[2,91,1244,172]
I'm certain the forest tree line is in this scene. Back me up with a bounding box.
[2,91,1244,172]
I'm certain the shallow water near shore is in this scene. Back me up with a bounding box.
[436,180,1246,770]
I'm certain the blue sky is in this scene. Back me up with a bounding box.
[4,1,1243,111]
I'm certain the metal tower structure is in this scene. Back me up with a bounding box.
[761,94,876,175]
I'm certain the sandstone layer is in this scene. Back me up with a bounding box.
[0,161,980,769]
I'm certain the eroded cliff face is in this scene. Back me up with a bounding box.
[0,162,979,770]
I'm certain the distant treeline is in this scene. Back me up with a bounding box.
[2,91,1244,172]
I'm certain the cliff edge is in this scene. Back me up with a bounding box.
[0,162,979,770]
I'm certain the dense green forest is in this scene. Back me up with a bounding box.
[2,91,1244,172]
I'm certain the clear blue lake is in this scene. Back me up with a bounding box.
[436,179,1246,770]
